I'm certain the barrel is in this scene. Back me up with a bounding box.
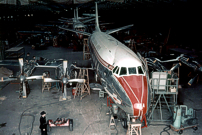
[112,104,118,115]
[72,87,76,96]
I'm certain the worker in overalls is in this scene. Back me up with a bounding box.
[40,111,47,135]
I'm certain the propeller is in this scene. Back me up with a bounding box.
[170,63,181,72]
[63,60,67,76]
[1,58,43,98]
[0,77,17,82]
[188,74,198,86]
[19,58,24,75]
[43,60,85,100]
[26,75,43,80]
[44,78,61,83]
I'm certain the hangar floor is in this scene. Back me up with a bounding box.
[0,43,202,135]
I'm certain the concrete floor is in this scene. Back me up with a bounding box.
[0,43,202,135]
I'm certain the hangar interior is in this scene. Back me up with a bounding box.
[0,0,201,135]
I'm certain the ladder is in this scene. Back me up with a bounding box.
[74,69,90,100]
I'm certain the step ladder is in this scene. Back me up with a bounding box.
[74,68,90,100]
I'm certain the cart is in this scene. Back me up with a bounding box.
[170,124,198,134]
[47,118,73,132]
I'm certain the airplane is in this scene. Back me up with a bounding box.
[59,2,150,127]
[59,2,202,128]
[59,7,96,40]
[1,2,201,130]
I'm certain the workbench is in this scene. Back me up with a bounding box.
[4,47,25,59]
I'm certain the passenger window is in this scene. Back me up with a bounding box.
[128,67,137,74]
[120,67,127,76]
[138,66,144,74]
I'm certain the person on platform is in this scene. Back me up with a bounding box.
[39,111,47,135]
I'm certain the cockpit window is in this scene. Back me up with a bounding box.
[128,67,137,74]
[116,67,120,74]
[120,67,127,76]
[138,66,144,74]
[113,66,118,73]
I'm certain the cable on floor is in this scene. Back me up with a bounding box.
[18,100,66,135]
[160,125,171,135]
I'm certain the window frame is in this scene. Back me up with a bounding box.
[119,67,127,76]
[128,67,137,75]
[137,66,144,74]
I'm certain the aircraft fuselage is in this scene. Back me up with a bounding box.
[88,31,150,117]
[73,21,86,40]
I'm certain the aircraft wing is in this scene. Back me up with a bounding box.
[78,16,94,20]
[58,26,91,36]
[86,22,114,27]
[58,19,73,23]
[105,24,133,35]
[83,13,96,17]
[82,18,96,23]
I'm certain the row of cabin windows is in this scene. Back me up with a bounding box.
[113,66,144,76]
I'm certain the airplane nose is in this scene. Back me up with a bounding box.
[118,75,148,117]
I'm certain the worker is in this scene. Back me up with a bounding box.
[25,53,31,63]
[39,111,47,135]
[4,39,9,49]
[30,56,37,63]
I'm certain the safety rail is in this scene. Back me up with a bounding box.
[148,72,179,122]
[151,78,179,94]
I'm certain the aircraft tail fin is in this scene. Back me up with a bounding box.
[95,2,101,32]
[74,9,76,19]
[76,7,79,20]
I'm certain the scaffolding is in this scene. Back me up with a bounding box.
[148,72,179,122]
[42,71,51,93]
[74,68,90,100]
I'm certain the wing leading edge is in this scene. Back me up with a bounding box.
[58,26,91,36]
[105,24,133,35]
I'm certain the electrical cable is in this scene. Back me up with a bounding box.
[18,100,66,135]
[160,125,171,135]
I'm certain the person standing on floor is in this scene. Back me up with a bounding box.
[40,111,47,135]
[25,52,31,63]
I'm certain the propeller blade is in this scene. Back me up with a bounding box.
[43,78,61,83]
[63,60,68,76]
[188,74,198,86]
[19,58,24,74]
[22,81,27,98]
[26,75,43,80]
[170,63,181,72]
[0,77,17,82]
[68,79,85,83]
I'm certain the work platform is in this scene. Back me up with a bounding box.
[4,47,25,59]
